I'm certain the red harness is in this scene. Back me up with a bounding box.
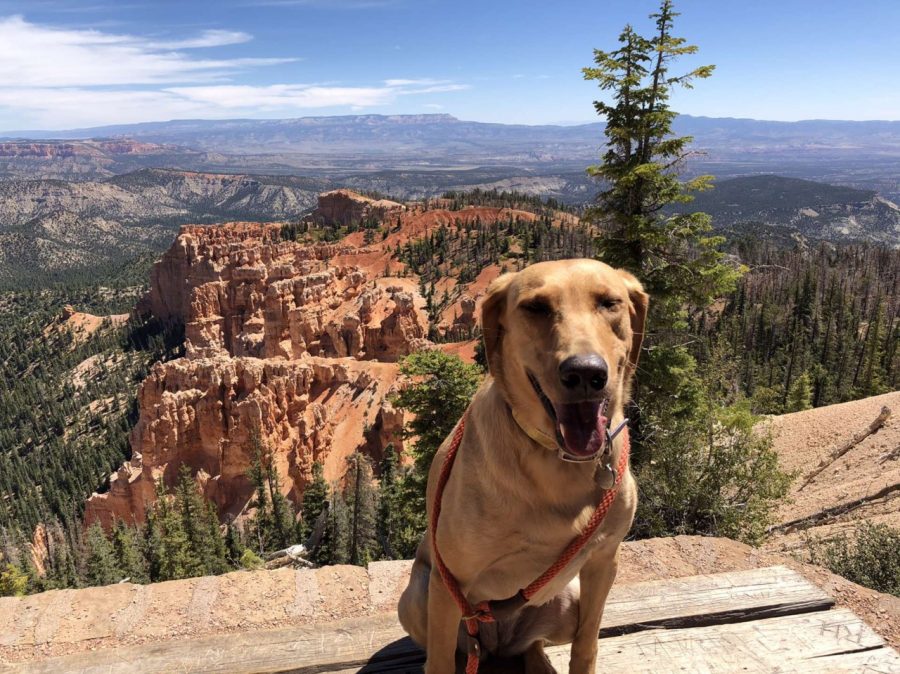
[429,412,631,674]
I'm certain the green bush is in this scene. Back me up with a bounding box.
[806,523,900,596]
[239,548,264,570]
[631,398,792,546]
[0,562,28,597]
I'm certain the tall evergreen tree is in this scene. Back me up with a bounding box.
[391,350,482,556]
[168,466,228,577]
[300,462,329,542]
[83,521,122,587]
[583,0,790,543]
[375,445,404,560]
[314,489,349,566]
[150,481,192,581]
[786,371,814,412]
[0,560,28,597]
[111,520,148,584]
[343,453,378,566]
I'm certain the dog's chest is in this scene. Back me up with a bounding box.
[451,496,615,604]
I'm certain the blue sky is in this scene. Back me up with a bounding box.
[0,0,897,130]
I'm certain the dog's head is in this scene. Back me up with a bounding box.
[481,259,648,459]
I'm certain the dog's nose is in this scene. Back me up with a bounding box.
[559,354,608,395]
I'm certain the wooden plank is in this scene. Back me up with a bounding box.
[600,564,834,635]
[544,607,900,674]
[1,566,840,674]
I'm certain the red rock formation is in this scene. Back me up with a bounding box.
[87,217,424,528]
[0,139,165,158]
[29,524,50,577]
[87,198,553,529]
[85,356,403,529]
[142,221,429,361]
[310,189,404,227]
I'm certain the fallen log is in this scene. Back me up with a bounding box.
[797,405,891,491]
[264,544,314,570]
[768,481,900,534]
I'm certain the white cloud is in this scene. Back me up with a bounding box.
[384,78,443,87]
[0,80,469,129]
[0,15,290,87]
[246,0,401,8]
[0,16,468,129]
[168,84,397,110]
[147,30,253,50]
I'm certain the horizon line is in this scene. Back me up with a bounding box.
[4,112,900,136]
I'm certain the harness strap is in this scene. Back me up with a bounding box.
[429,411,630,674]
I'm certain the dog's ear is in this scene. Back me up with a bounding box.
[480,272,515,377]
[617,269,648,377]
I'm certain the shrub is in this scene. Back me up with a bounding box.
[806,523,900,596]
[0,562,28,597]
[631,399,793,546]
[239,548,264,570]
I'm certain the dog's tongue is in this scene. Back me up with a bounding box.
[555,400,608,457]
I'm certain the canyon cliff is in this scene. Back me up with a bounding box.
[84,190,538,528]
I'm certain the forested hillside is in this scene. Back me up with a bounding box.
[710,241,898,411]
[0,260,183,588]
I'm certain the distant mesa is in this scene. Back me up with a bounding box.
[310,189,405,228]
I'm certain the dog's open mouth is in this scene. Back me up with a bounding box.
[527,372,609,458]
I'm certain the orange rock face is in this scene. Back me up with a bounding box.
[85,193,546,529]
[86,216,422,528]
[85,356,404,528]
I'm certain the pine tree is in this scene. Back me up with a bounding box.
[266,461,299,551]
[300,462,329,542]
[584,0,790,543]
[312,489,350,566]
[375,445,404,560]
[0,561,28,597]
[150,481,192,581]
[343,453,378,566]
[391,350,482,554]
[173,465,228,576]
[224,522,245,566]
[246,433,273,555]
[83,522,122,587]
[786,371,814,412]
[111,520,148,584]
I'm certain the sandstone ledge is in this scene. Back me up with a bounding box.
[2,536,897,664]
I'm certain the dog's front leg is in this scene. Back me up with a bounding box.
[425,567,463,674]
[568,547,619,674]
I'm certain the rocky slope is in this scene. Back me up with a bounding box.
[0,139,193,181]
[84,190,536,528]
[681,175,900,246]
[764,390,900,551]
[0,169,331,284]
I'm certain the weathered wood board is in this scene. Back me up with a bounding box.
[4,566,897,674]
[548,608,900,673]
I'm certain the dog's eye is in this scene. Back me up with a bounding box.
[521,300,553,316]
[598,297,621,311]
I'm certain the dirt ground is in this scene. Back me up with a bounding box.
[763,390,900,550]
